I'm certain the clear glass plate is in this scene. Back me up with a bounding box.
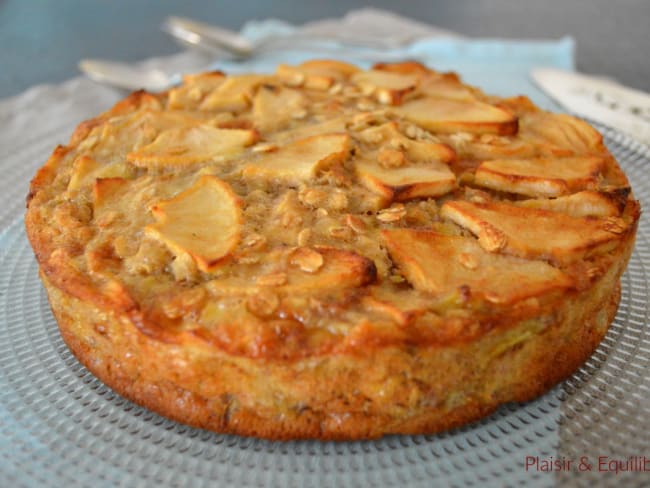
[1,125,648,488]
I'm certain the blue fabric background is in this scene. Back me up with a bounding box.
[208,34,574,110]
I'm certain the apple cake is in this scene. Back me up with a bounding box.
[25,60,640,440]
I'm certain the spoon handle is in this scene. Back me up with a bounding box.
[162,16,254,58]
[78,59,180,91]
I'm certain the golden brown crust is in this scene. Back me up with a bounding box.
[25,59,640,440]
[47,261,623,440]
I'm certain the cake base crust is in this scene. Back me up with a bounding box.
[25,61,640,440]
[45,264,623,440]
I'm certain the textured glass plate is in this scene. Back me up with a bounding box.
[1,125,649,488]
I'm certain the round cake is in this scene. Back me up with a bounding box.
[25,60,640,440]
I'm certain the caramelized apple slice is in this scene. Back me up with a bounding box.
[474,157,604,197]
[68,156,101,191]
[127,125,257,167]
[243,133,351,182]
[76,110,203,164]
[277,60,359,89]
[252,85,307,132]
[168,71,225,109]
[451,138,539,161]
[130,109,218,132]
[419,78,477,101]
[106,109,203,136]
[405,138,456,163]
[383,229,573,303]
[271,117,347,144]
[441,200,627,264]
[93,177,129,210]
[374,62,473,100]
[357,122,455,163]
[207,247,376,295]
[356,159,456,201]
[200,74,270,112]
[68,156,135,191]
[520,112,604,155]
[351,70,419,105]
[515,190,626,217]
[299,60,360,77]
[396,97,518,135]
[372,61,433,76]
[277,247,376,292]
[145,175,242,272]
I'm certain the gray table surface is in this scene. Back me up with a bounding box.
[1,0,649,99]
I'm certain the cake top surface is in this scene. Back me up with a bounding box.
[26,60,639,360]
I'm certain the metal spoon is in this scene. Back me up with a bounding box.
[161,16,255,58]
[78,59,183,92]
[78,17,416,91]
[161,15,416,55]
[78,18,254,91]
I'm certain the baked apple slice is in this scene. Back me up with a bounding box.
[474,157,604,197]
[271,117,347,144]
[199,74,270,112]
[243,133,351,182]
[127,125,257,167]
[75,109,213,165]
[145,175,242,272]
[206,247,376,295]
[277,60,359,90]
[356,159,456,201]
[351,69,419,105]
[67,156,102,191]
[68,156,136,192]
[252,85,307,132]
[168,71,226,109]
[441,200,628,264]
[396,97,518,135]
[419,77,477,101]
[92,177,129,210]
[514,190,626,217]
[383,229,573,304]
[357,122,455,163]
[520,112,605,155]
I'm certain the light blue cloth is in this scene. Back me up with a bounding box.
[208,31,574,111]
